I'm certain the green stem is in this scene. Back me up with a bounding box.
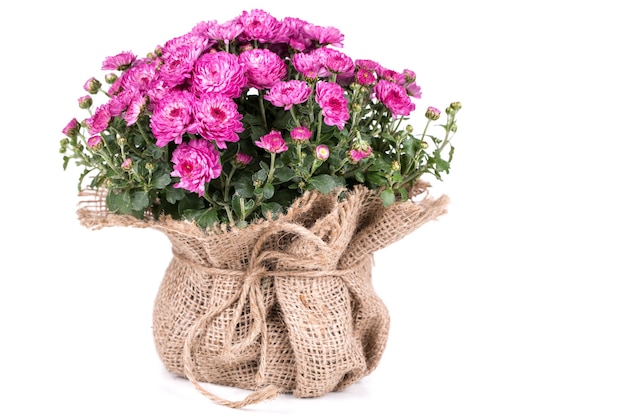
[258,92,268,131]
[223,165,236,203]
[289,107,301,126]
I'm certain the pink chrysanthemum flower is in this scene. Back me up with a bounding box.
[255,130,288,153]
[124,94,146,126]
[239,48,287,90]
[85,104,111,135]
[62,118,79,138]
[157,34,207,88]
[315,144,330,160]
[239,9,282,43]
[292,51,325,79]
[301,24,344,47]
[265,80,312,110]
[374,80,416,118]
[188,93,244,149]
[191,51,246,98]
[150,90,195,147]
[348,146,373,163]
[355,59,382,73]
[117,61,159,94]
[206,18,244,43]
[290,126,312,142]
[356,68,376,86]
[318,48,354,76]
[315,81,350,130]
[171,139,222,196]
[101,51,137,71]
[121,158,133,170]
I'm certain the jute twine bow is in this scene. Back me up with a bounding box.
[178,222,360,409]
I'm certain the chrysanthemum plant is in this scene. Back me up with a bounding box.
[60,9,461,229]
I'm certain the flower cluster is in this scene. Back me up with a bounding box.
[60,9,461,229]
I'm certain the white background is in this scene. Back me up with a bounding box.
[1,1,625,416]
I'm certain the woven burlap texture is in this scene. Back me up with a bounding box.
[77,184,449,408]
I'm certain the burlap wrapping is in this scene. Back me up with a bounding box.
[77,184,449,408]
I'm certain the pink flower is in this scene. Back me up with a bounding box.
[292,51,325,79]
[348,146,372,163]
[84,104,111,135]
[62,118,79,138]
[301,24,344,48]
[101,51,137,71]
[239,48,287,90]
[192,51,246,98]
[239,9,282,43]
[425,106,441,121]
[205,18,244,42]
[290,126,312,142]
[123,94,146,126]
[318,48,354,76]
[83,77,101,94]
[265,80,311,110]
[188,93,244,149]
[356,68,376,86]
[171,139,222,196]
[119,61,159,93]
[157,36,205,88]
[315,81,350,129]
[150,90,194,147]
[374,80,416,118]
[315,144,330,160]
[255,130,288,153]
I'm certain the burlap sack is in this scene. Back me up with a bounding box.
[77,184,449,408]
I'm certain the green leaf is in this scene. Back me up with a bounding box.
[273,166,296,183]
[152,173,171,189]
[165,186,186,204]
[253,168,268,183]
[233,176,255,199]
[185,207,219,230]
[262,183,275,199]
[106,189,133,215]
[308,174,340,194]
[261,202,282,220]
[380,188,396,207]
[366,171,387,187]
[131,190,150,212]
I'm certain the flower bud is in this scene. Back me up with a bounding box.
[117,136,127,146]
[145,162,155,171]
[59,138,69,147]
[83,77,102,94]
[104,73,118,84]
[350,102,362,113]
[425,106,441,121]
[450,101,462,111]
[420,141,429,149]
[234,152,254,167]
[78,95,93,109]
[87,135,103,150]
[405,124,414,133]
[62,118,80,139]
[450,123,457,132]
[391,160,401,171]
[121,158,133,170]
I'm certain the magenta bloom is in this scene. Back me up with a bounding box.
[239,48,287,90]
[356,68,376,86]
[301,24,344,48]
[188,93,244,149]
[101,51,137,71]
[157,35,206,88]
[318,48,354,76]
[239,9,282,43]
[62,118,79,138]
[255,130,288,153]
[150,90,194,147]
[315,144,330,160]
[171,139,222,196]
[348,146,373,163]
[315,81,350,130]
[121,158,133,170]
[292,51,325,79]
[265,80,311,110]
[84,104,111,135]
[192,51,246,98]
[290,126,312,142]
[374,80,416,118]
